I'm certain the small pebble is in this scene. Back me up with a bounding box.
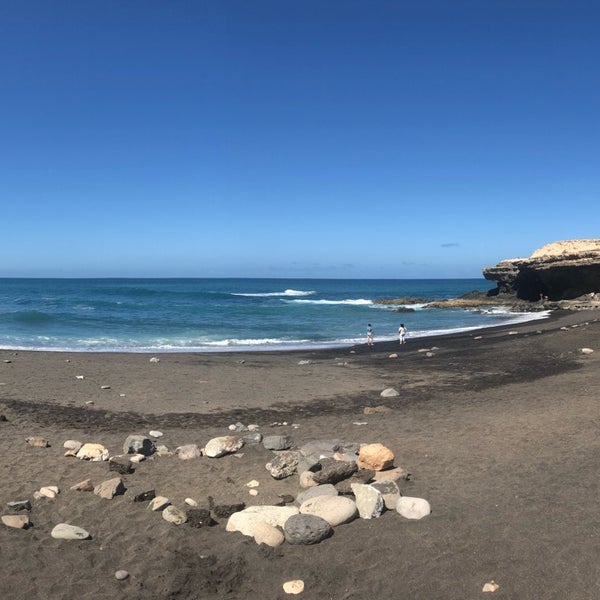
[149,430,163,438]
[283,580,305,594]
[115,570,129,581]
[249,489,258,496]
[100,385,111,390]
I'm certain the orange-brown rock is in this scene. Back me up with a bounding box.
[357,443,394,471]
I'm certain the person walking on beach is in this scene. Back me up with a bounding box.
[366,323,374,346]
[398,323,407,344]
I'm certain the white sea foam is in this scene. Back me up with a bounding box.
[231,289,315,298]
[287,298,373,306]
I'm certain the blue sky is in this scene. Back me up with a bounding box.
[1,1,598,278]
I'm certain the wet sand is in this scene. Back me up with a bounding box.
[1,309,599,599]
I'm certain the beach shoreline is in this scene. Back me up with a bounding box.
[1,308,599,599]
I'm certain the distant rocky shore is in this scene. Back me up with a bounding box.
[376,239,600,312]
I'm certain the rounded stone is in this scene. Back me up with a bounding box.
[283,580,305,595]
[284,513,332,545]
[299,495,357,527]
[253,521,285,547]
[51,523,91,540]
[262,435,294,451]
[396,496,431,520]
[204,436,244,458]
[162,505,188,525]
[115,570,129,581]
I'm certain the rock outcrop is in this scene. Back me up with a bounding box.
[483,239,600,301]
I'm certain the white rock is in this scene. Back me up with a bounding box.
[249,489,258,497]
[298,471,318,489]
[2,515,30,529]
[226,505,299,537]
[162,505,187,525]
[184,498,198,507]
[129,453,146,464]
[76,443,109,461]
[580,347,594,354]
[351,483,385,519]
[115,570,129,581]
[175,444,201,460]
[380,387,399,397]
[283,580,305,595]
[299,495,357,527]
[204,436,244,458]
[149,430,163,438]
[253,521,284,547]
[76,375,84,380]
[482,581,500,592]
[149,357,160,363]
[51,523,90,540]
[149,496,170,511]
[396,496,431,520]
[39,486,59,499]
[246,480,260,488]
[63,440,83,452]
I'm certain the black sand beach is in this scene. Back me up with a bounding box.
[1,309,599,599]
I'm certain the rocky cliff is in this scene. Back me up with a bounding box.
[483,239,600,301]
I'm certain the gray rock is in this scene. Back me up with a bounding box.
[109,456,134,475]
[296,484,338,505]
[94,477,126,500]
[335,468,375,495]
[127,488,156,503]
[312,458,357,485]
[370,480,401,510]
[297,455,321,474]
[187,508,214,528]
[299,439,340,459]
[265,450,300,479]
[7,500,31,512]
[123,434,156,456]
[209,499,246,519]
[51,523,90,540]
[284,513,332,545]
[242,432,263,444]
[263,435,294,451]
[115,570,129,581]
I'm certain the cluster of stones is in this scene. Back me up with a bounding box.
[5,427,430,557]
[227,437,431,547]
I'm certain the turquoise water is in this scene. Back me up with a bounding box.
[0,278,547,352]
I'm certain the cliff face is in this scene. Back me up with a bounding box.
[483,239,600,301]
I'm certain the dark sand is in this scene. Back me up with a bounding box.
[1,310,599,600]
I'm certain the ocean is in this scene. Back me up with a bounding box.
[0,278,548,353]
